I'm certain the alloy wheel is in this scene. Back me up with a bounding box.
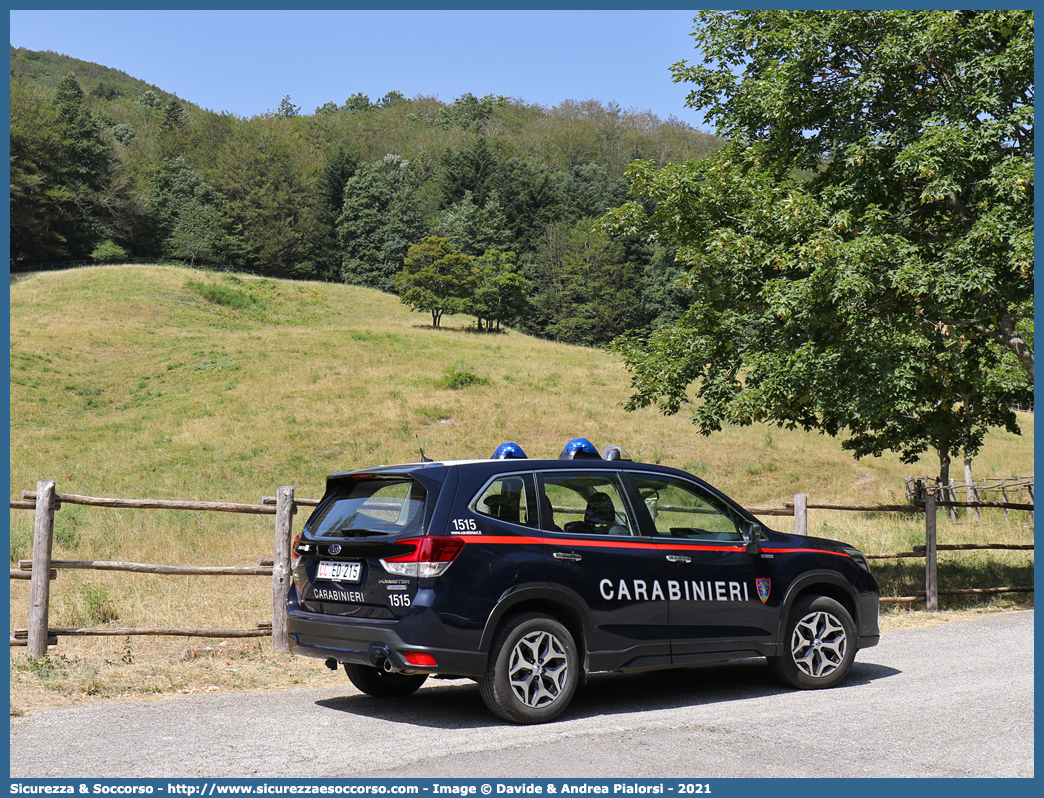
[508,630,570,708]
[791,610,848,678]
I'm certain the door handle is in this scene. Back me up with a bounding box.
[553,552,583,563]
[666,554,691,564]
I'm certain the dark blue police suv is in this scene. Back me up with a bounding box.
[287,439,880,724]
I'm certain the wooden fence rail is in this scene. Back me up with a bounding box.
[17,559,273,576]
[9,478,1034,655]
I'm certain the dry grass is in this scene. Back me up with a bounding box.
[9,265,1034,715]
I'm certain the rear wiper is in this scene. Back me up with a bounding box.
[330,528,389,538]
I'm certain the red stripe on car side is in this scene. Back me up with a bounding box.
[460,535,852,558]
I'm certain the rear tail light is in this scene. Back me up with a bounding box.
[380,536,465,578]
[291,533,302,560]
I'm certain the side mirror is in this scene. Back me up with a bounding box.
[740,522,762,555]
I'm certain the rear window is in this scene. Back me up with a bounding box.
[308,477,426,538]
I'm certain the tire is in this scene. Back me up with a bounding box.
[768,595,856,690]
[479,612,579,724]
[343,663,428,698]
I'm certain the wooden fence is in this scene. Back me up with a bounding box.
[9,478,1034,656]
[9,480,316,658]
[904,475,1034,522]
[779,482,1034,611]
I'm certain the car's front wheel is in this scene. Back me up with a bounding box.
[343,663,428,697]
[768,594,856,689]
[479,612,579,724]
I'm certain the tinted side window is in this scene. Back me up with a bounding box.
[633,475,741,541]
[471,474,537,527]
[539,471,636,536]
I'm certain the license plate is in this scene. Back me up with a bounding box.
[316,560,362,583]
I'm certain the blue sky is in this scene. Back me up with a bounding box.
[9,8,710,129]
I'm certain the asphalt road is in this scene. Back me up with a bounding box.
[9,611,1034,779]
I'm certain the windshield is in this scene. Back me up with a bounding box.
[308,478,426,537]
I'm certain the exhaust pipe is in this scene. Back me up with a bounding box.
[369,644,401,673]
[325,658,339,671]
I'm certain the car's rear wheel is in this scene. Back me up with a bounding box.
[343,663,428,697]
[768,594,856,689]
[479,612,579,724]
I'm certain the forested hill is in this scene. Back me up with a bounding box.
[10,46,191,109]
[11,48,722,346]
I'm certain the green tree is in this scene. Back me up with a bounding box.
[90,240,127,263]
[470,249,531,332]
[10,77,66,262]
[438,137,500,208]
[277,95,300,118]
[137,90,162,109]
[603,9,1033,483]
[439,93,509,132]
[90,82,123,101]
[156,99,188,159]
[159,99,187,133]
[303,145,360,280]
[487,157,560,257]
[339,155,426,291]
[395,236,474,328]
[342,92,372,112]
[43,73,115,258]
[529,218,645,346]
[111,123,137,144]
[147,157,231,258]
[377,90,406,108]
[165,199,238,265]
[552,163,629,224]
[639,246,692,331]
[434,191,510,256]
[202,114,316,277]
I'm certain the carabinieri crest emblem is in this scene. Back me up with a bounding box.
[756,577,771,603]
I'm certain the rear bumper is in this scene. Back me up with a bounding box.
[286,608,487,678]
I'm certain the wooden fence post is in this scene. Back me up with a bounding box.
[28,479,56,657]
[271,486,294,653]
[793,494,808,536]
[925,492,939,612]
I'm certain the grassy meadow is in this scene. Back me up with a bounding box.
[8,265,1034,709]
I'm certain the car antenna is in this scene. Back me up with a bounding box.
[416,435,433,463]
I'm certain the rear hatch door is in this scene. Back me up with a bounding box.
[293,470,446,619]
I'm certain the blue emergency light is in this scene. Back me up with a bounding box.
[559,437,601,460]
[492,442,528,459]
